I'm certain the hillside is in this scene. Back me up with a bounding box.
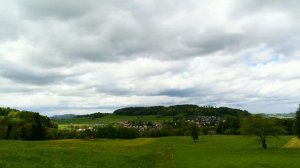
[51,112,105,120]
[0,107,58,140]
[114,104,250,116]
[262,113,295,119]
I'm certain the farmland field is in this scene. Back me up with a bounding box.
[55,114,173,129]
[0,136,299,168]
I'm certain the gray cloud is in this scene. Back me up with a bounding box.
[0,69,65,85]
[0,62,75,85]
[2,0,297,62]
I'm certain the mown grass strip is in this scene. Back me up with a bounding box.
[283,137,300,148]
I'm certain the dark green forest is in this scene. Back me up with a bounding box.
[0,107,57,140]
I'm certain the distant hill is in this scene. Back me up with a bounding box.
[113,104,250,117]
[50,114,76,119]
[261,113,295,119]
[51,112,105,120]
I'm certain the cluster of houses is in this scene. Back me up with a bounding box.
[68,123,106,132]
[186,116,223,127]
[116,121,162,132]
[116,116,223,131]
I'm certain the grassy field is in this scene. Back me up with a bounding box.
[56,115,173,129]
[0,136,299,168]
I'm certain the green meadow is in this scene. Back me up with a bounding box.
[1,136,299,168]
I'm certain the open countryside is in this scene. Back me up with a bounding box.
[1,105,300,168]
[1,0,300,167]
[1,136,300,168]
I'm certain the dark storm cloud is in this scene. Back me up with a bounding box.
[17,0,96,20]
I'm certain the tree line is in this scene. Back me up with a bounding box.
[75,112,104,119]
[58,125,139,139]
[0,107,139,140]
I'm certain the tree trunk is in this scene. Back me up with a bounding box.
[6,125,12,139]
[259,134,267,149]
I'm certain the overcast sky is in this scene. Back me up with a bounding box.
[1,0,300,116]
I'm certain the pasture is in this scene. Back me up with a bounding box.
[0,136,299,168]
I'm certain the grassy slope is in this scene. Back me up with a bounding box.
[0,136,299,168]
[0,138,162,168]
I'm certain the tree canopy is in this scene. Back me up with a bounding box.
[294,106,300,138]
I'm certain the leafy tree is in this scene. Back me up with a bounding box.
[216,116,240,135]
[191,124,199,142]
[21,123,33,140]
[294,106,300,138]
[240,115,285,149]
[32,113,46,140]
[275,118,294,135]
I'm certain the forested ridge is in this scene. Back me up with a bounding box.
[114,104,251,116]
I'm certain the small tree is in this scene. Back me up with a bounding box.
[294,106,300,138]
[191,124,198,142]
[240,115,285,149]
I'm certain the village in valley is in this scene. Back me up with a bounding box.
[63,115,223,133]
